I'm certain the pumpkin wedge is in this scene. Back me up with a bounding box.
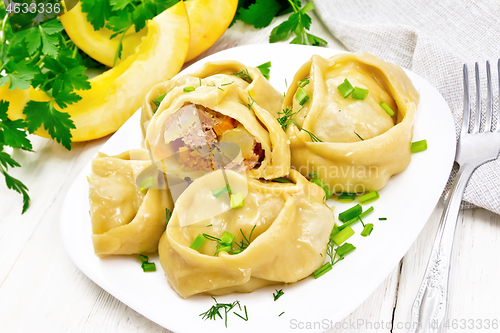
[60,0,237,68]
[3,1,190,142]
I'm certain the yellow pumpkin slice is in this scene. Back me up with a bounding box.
[3,1,190,142]
[61,0,238,67]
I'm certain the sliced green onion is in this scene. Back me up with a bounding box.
[358,191,379,204]
[337,78,354,98]
[220,231,235,245]
[338,192,356,202]
[379,217,387,221]
[338,204,362,222]
[230,192,244,208]
[411,139,428,153]
[295,87,310,105]
[154,93,166,105]
[216,244,232,254]
[141,262,156,272]
[335,243,356,257]
[190,234,206,251]
[352,86,369,100]
[139,255,156,272]
[297,77,310,88]
[212,184,230,198]
[354,131,364,141]
[331,226,354,245]
[329,223,340,239]
[380,101,395,116]
[338,216,358,231]
[359,206,374,219]
[313,262,332,279]
[139,176,155,191]
[273,177,293,183]
[183,86,195,92]
[361,223,374,237]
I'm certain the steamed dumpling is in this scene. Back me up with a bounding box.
[143,61,290,180]
[89,149,173,255]
[279,53,419,193]
[158,169,335,298]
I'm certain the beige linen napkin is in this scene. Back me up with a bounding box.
[314,0,500,214]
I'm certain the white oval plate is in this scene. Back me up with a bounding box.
[60,44,456,333]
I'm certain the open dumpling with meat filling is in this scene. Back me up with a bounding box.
[279,53,419,193]
[158,169,335,298]
[89,149,173,255]
[143,61,289,180]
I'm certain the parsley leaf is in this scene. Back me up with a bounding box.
[268,1,327,46]
[23,101,75,150]
[238,0,282,29]
[81,0,114,30]
[0,59,39,90]
[0,148,30,214]
[0,101,32,151]
[256,61,271,79]
[19,20,64,58]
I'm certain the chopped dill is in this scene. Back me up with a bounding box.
[231,69,253,83]
[199,296,248,327]
[354,131,364,141]
[273,289,284,301]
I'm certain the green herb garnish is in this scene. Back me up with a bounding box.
[277,107,299,131]
[338,204,362,222]
[235,225,256,252]
[200,296,247,327]
[308,169,332,200]
[361,223,374,237]
[190,234,207,251]
[139,254,156,272]
[337,78,354,98]
[267,1,327,46]
[232,69,252,83]
[297,77,310,88]
[230,192,244,208]
[291,120,322,142]
[313,262,332,279]
[331,226,354,245]
[338,192,356,202]
[295,87,309,105]
[256,61,271,79]
[273,289,284,301]
[273,177,293,183]
[379,217,387,221]
[279,312,285,317]
[183,87,195,92]
[358,191,379,204]
[153,93,166,112]
[221,81,234,86]
[380,101,395,116]
[139,176,155,191]
[212,184,230,197]
[411,140,428,153]
[352,86,369,100]
[354,131,364,141]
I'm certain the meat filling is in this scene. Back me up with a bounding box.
[165,103,265,172]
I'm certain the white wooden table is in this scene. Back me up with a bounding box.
[1,12,499,333]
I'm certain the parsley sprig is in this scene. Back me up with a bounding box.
[235,0,326,46]
[80,0,179,65]
[0,4,101,213]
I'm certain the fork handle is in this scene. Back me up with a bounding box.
[408,164,476,333]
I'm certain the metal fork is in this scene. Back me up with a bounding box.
[409,60,500,333]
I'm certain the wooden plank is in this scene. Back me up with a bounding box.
[394,202,500,332]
